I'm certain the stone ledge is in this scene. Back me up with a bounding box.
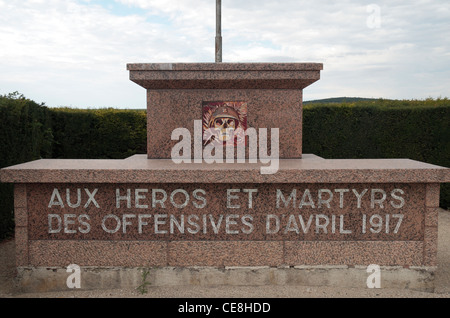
[1,156,449,184]
[127,63,323,89]
[126,63,324,71]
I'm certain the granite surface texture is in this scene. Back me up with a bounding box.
[1,155,449,184]
[127,63,323,159]
[127,63,323,90]
[146,89,303,159]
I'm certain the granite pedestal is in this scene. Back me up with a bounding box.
[127,63,323,159]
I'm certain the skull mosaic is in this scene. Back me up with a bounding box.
[210,106,240,142]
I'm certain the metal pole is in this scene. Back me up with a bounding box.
[215,0,222,62]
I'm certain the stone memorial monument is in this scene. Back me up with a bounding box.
[1,3,449,293]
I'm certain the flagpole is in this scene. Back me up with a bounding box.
[215,0,222,62]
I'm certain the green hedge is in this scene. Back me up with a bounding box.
[50,108,146,159]
[303,98,450,208]
[0,92,54,239]
[0,93,147,240]
[0,94,449,240]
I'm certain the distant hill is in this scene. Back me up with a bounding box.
[303,97,383,104]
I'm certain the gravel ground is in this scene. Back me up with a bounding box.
[1,209,450,298]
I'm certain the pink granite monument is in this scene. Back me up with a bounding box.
[1,62,449,292]
[128,63,323,159]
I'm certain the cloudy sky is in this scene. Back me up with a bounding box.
[1,0,449,109]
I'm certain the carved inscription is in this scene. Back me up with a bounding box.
[27,184,424,241]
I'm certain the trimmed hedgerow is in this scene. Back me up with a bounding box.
[0,92,53,239]
[303,98,450,208]
[50,107,146,159]
[0,93,146,239]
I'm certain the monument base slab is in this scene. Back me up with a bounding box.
[1,154,449,293]
[14,265,436,293]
